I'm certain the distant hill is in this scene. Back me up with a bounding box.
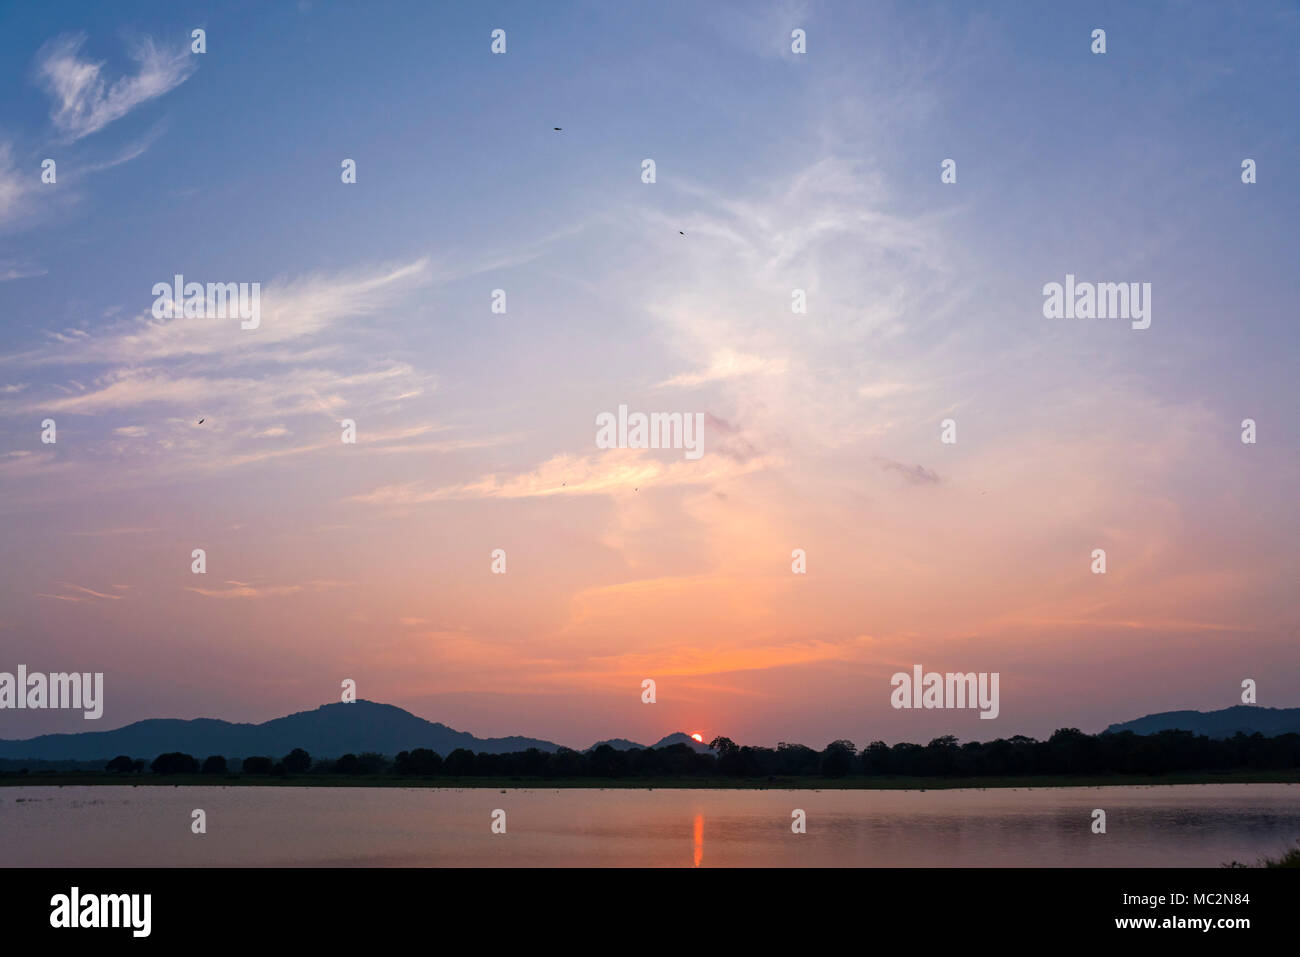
[587,732,714,754]
[651,732,715,754]
[1103,705,1300,738]
[586,738,647,752]
[0,701,561,762]
[23,699,1291,764]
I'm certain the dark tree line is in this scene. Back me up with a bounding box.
[102,729,1300,780]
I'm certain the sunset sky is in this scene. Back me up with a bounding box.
[2,1,1298,749]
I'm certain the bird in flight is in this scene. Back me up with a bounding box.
[679,231,684,235]
[197,418,205,424]
[553,127,562,131]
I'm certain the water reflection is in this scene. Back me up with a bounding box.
[3,784,1297,867]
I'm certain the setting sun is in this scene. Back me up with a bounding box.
[691,733,704,743]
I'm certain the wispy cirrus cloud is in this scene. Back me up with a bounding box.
[351,448,778,505]
[0,258,448,496]
[186,579,354,600]
[554,634,873,682]
[25,362,427,416]
[59,526,162,537]
[0,449,68,478]
[0,121,168,235]
[35,34,196,142]
[0,143,39,229]
[12,258,432,367]
[0,261,47,282]
[657,349,789,388]
[879,459,941,485]
[36,581,124,602]
[186,581,305,600]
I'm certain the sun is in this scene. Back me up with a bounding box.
[691,733,704,743]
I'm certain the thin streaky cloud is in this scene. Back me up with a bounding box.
[186,583,305,599]
[56,582,123,600]
[0,264,47,282]
[657,349,789,388]
[35,34,196,142]
[0,143,38,228]
[59,526,163,536]
[9,258,434,367]
[878,459,942,485]
[349,449,779,505]
[185,579,353,600]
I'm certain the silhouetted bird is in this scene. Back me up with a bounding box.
[553,127,562,131]
[197,418,204,424]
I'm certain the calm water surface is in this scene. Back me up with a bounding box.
[2,784,1297,867]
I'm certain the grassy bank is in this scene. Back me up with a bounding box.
[3,769,1298,789]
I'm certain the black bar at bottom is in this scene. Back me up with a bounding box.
[0,867,1286,943]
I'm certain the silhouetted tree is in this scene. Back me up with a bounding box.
[710,737,745,775]
[544,747,583,778]
[588,744,628,777]
[212,727,1300,785]
[443,748,476,776]
[151,752,199,774]
[242,755,274,775]
[283,748,311,774]
[201,755,227,774]
[395,748,442,775]
[820,740,857,777]
[924,735,960,775]
[334,753,360,774]
[861,741,890,775]
[776,742,820,775]
[106,755,135,773]
[355,752,388,774]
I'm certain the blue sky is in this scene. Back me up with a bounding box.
[1,1,1297,747]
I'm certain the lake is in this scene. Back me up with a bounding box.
[2,783,1297,866]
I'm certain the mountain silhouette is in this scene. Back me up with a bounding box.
[6,700,1292,763]
[0,701,561,762]
[586,732,715,754]
[1103,705,1300,738]
[651,732,715,753]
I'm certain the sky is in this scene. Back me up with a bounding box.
[1,0,1298,750]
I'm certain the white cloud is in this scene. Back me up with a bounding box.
[0,256,484,496]
[26,258,433,366]
[36,34,196,141]
[0,264,47,282]
[0,143,37,228]
[28,362,428,417]
[658,349,789,388]
[350,448,777,505]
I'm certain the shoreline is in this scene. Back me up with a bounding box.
[3,770,1297,790]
